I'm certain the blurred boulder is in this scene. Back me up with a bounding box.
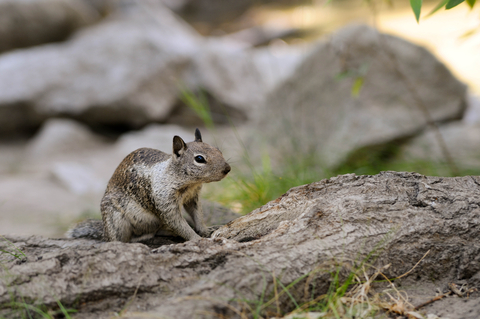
[169,0,258,29]
[220,25,305,47]
[400,122,480,171]
[167,0,302,32]
[0,0,309,135]
[257,24,467,168]
[82,0,114,15]
[0,2,200,135]
[0,0,102,54]
[160,0,189,11]
[114,124,192,158]
[50,161,106,195]
[201,200,239,226]
[190,41,308,119]
[166,90,249,127]
[27,118,104,158]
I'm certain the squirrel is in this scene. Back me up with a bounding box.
[67,128,231,243]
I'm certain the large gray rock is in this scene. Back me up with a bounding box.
[0,2,200,134]
[257,24,467,168]
[1,172,479,318]
[0,0,101,54]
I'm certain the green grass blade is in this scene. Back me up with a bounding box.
[351,77,364,97]
[0,236,26,260]
[410,0,423,22]
[10,302,52,319]
[446,0,465,9]
[20,296,35,319]
[0,249,21,260]
[179,87,214,130]
[276,280,300,309]
[460,27,479,38]
[56,299,76,319]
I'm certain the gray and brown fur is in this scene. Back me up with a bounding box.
[68,129,230,242]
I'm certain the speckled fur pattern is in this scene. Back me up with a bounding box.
[74,129,230,243]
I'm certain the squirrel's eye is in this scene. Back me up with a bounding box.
[194,155,206,164]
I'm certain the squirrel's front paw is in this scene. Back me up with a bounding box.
[208,225,222,232]
[207,225,222,237]
[197,225,222,238]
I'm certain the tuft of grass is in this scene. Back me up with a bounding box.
[212,230,397,319]
[224,250,430,319]
[2,300,76,319]
[0,236,26,261]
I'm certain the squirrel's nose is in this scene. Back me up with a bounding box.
[223,164,231,175]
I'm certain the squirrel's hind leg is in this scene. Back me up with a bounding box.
[101,195,133,242]
[103,210,133,242]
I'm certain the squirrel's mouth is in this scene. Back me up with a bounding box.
[209,174,229,183]
[206,164,231,183]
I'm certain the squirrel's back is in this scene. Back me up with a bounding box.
[108,148,170,189]
[105,148,170,210]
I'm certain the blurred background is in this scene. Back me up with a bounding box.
[0,0,479,237]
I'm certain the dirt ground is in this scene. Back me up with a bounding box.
[385,278,480,319]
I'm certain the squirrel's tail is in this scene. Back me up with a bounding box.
[65,219,104,240]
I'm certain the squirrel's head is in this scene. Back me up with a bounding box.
[171,128,231,183]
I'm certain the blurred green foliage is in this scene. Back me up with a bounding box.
[410,0,477,22]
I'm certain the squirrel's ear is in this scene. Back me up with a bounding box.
[173,136,187,157]
[194,128,202,142]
